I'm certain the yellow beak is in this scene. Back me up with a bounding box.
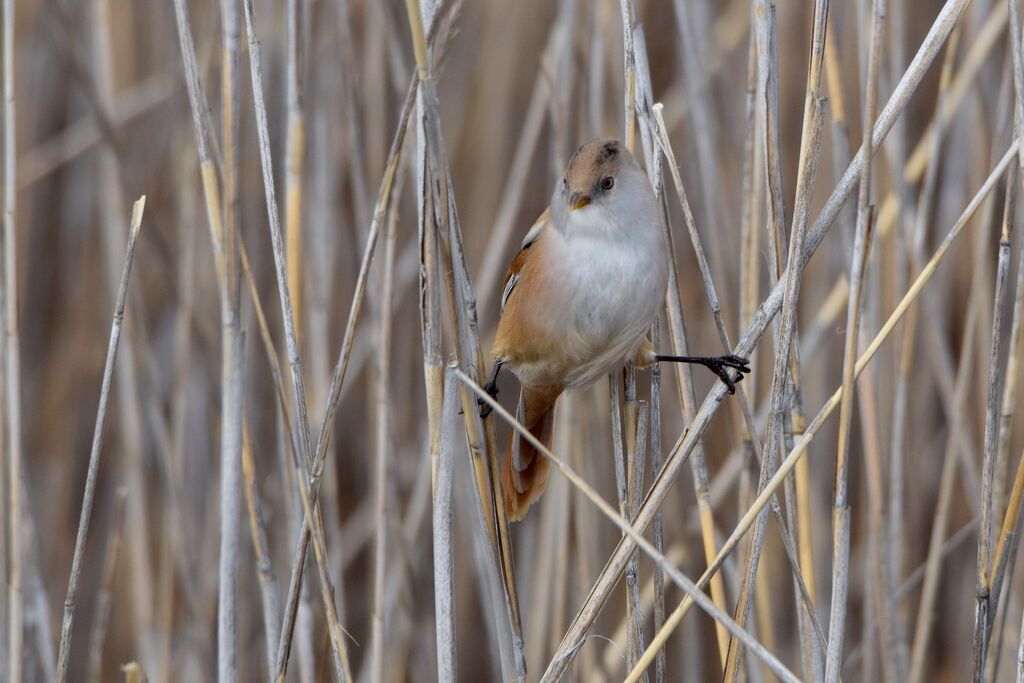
[570,193,590,211]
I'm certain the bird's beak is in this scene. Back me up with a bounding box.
[569,192,590,211]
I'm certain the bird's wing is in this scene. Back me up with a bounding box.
[500,209,548,313]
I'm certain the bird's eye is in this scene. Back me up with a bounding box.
[601,176,614,191]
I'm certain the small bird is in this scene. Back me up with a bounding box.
[485,139,749,521]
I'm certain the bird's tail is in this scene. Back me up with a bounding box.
[504,385,562,521]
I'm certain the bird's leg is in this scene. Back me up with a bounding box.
[655,354,751,394]
[478,359,504,418]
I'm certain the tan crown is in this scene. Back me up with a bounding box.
[565,139,631,194]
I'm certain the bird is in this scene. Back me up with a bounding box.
[483,139,750,521]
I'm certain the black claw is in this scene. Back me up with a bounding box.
[706,355,751,394]
[478,379,499,418]
[721,354,751,370]
[478,360,504,419]
[714,363,736,394]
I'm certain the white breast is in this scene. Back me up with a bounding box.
[545,205,668,388]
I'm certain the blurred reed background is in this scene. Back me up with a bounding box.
[1,0,1023,681]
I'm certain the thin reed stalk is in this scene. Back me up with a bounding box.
[826,1,884,679]
[369,174,398,683]
[726,3,829,677]
[88,2,155,664]
[977,2,1024,677]
[241,421,280,676]
[617,6,646,669]
[649,319,666,683]
[908,251,985,683]
[973,163,1014,681]
[240,1,357,677]
[284,0,306,344]
[2,0,19,676]
[433,368,459,681]
[216,1,243,678]
[1017,580,1024,681]
[996,0,1024,563]
[418,15,450,683]
[648,109,730,671]
[273,74,417,682]
[217,329,245,682]
[405,0,527,677]
[883,17,967,680]
[55,197,146,683]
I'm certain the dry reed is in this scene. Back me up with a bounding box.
[5,1,1024,681]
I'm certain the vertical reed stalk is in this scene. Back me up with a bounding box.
[285,0,306,344]
[369,178,398,683]
[725,2,828,676]
[908,256,985,683]
[1,0,18,676]
[406,0,526,677]
[826,1,884,679]
[216,1,243,678]
[617,6,645,669]
[240,1,356,677]
[241,421,281,676]
[273,75,417,682]
[432,368,459,681]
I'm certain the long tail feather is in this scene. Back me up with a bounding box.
[503,385,562,521]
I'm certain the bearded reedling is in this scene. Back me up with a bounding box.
[483,139,749,520]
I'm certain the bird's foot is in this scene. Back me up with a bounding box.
[478,379,500,418]
[702,354,751,394]
[655,353,751,394]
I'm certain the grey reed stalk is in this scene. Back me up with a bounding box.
[2,0,19,676]
[216,0,243,678]
[432,368,459,682]
[826,0,884,680]
[56,198,146,683]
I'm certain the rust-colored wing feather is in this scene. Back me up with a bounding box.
[499,209,547,312]
[492,210,557,368]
